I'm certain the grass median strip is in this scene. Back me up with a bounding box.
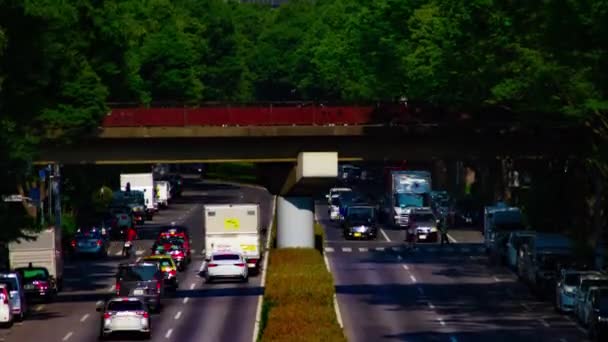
[260,248,345,342]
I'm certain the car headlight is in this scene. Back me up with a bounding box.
[599,316,608,322]
[430,227,438,232]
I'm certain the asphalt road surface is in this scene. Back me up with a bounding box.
[0,177,273,342]
[319,203,590,342]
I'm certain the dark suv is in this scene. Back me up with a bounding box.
[115,263,164,313]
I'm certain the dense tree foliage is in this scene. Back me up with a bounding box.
[0,0,607,241]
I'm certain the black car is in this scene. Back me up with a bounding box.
[588,289,608,341]
[14,265,57,302]
[115,263,164,313]
[342,205,378,240]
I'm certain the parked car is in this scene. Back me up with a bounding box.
[97,297,151,340]
[588,289,608,341]
[14,265,57,302]
[0,284,14,327]
[580,287,608,327]
[204,251,248,283]
[115,263,164,313]
[575,277,608,323]
[0,272,27,321]
[555,270,601,313]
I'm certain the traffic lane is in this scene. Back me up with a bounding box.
[329,249,445,342]
[405,253,588,342]
[0,198,198,342]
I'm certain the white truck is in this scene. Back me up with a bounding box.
[120,173,157,219]
[384,170,432,228]
[9,227,64,292]
[203,204,261,271]
[154,180,171,208]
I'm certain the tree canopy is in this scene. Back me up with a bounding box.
[0,0,607,240]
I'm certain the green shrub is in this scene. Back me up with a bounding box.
[261,249,345,342]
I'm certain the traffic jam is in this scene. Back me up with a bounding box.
[327,164,608,341]
[0,168,264,340]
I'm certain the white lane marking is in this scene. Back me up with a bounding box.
[539,318,550,327]
[183,297,189,304]
[199,260,208,273]
[334,294,344,328]
[450,336,458,342]
[109,285,116,292]
[34,305,45,312]
[359,247,368,252]
[438,318,446,326]
[521,303,531,311]
[165,328,173,338]
[402,265,409,271]
[190,283,195,290]
[410,275,417,283]
[136,257,142,262]
[376,247,385,251]
[577,326,587,334]
[324,247,335,253]
[115,251,122,256]
[191,249,196,254]
[428,302,435,309]
[174,311,182,320]
[447,234,457,243]
[135,250,144,256]
[80,314,89,322]
[417,287,424,295]
[342,247,352,252]
[62,332,73,341]
[392,247,401,252]
[380,228,391,242]
[493,276,500,282]
[323,253,331,272]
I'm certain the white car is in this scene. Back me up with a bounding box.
[205,252,248,283]
[97,297,151,339]
[0,284,14,326]
[0,272,27,321]
[555,270,600,313]
[326,188,352,221]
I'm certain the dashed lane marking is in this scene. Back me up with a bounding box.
[438,318,446,326]
[447,234,458,243]
[62,332,73,341]
[428,302,435,309]
[380,228,391,242]
[493,276,500,282]
[539,318,550,327]
[342,247,352,252]
[136,257,142,262]
[410,275,417,283]
[402,265,409,271]
[174,311,182,320]
[183,297,189,304]
[359,247,368,252]
[135,250,144,256]
[325,247,335,253]
[115,251,122,256]
[109,285,116,292]
[376,247,385,252]
[190,283,195,290]
[34,305,45,312]
[392,247,401,252]
[165,329,173,338]
[521,303,531,311]
[80,314,89,322]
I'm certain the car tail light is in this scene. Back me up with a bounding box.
[137,311,149,318]
[169,270,177,277]
[96,239,103,246]
[1,293,7,304]
[103,312,112,319]
[207,263,218,268]
[115,283,120,295]
[234,263,245,267]
[70,239,76,247]
[156,281,161,294]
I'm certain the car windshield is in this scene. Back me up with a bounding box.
[118,266,157,281]
[395,193,429,207]
[347,208,375,221]
[411,213,435,222]
[145,258,173,268]
[213,254,240,261]
[564,274,580,286]
[160,237,184,245]
[0,279,16,291]
[108,301,145,311]
[20,268,49,281]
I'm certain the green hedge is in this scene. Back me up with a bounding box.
[261,249,345,342]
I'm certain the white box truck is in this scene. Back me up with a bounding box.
[384,170,432,228]
[203,204,261,271]
[154,180,171,208]
[9,227,64,292]
[121,173,157,219]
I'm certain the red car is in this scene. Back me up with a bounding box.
[155,226,192,263]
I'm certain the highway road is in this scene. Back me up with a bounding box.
[0,177,273,342]
[319,204,590,342]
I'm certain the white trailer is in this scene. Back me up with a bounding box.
[203,204,261,270]
[386,171,432,228]
[154,180,171,208]
[120,173,157,218]
[9,227,64,292]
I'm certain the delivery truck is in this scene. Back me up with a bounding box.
[203,204,261,272]
[120,173,157,219]
[9,227,64,293]
[382,170,432,228]
[154,180,171,209]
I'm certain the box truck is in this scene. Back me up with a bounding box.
[120,173,157,219]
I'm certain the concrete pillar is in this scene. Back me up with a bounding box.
[277,196,314,248]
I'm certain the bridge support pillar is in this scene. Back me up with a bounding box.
[277,196,314,248]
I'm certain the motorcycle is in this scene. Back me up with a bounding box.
[123,241,133,257]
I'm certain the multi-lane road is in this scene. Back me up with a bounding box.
[319,204,591,342]
[0,178,273,342]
